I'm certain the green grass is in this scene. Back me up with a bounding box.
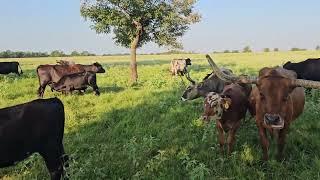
[0,51,320,179]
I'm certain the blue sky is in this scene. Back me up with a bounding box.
[0,0,319,54]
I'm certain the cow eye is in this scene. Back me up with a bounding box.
[260,93,265,100]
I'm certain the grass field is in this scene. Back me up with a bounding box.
[0,51,320,179]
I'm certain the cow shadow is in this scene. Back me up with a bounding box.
[98,86,125,93]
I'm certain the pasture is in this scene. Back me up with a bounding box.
[0,51,320,179]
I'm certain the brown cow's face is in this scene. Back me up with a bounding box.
[201,92,231,122]
[257,76,294,130]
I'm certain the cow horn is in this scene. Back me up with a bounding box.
[205,54,258,84]
[185,72,196,85]
[294,79,320,89]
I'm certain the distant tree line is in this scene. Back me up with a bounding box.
[0,50,96,58]
[214,45,320,53]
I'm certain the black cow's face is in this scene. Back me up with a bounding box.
[93,62,106,73]
[185,58,192,66]
[181,84,201,101]
[283,61,292,69]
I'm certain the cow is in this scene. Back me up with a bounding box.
[36,62,105,98]
[170,58,192,76]
[56,60,75,66]
[51,71,100,96]
[0,62,23,76]
[283,58,320,80]
[201,83,252,155]
[0,98,68,180]
[205,54,320,160]
[181,68,233,101]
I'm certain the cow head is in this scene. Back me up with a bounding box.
[181,82,204,101]
[283,61,293,69]
[92,62,106,73]
[185,58,192,66]
[181,69,232,101]
[256,68,297,129]
[201,92,231,122]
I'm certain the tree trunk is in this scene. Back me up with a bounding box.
[130,38,138,83]
[130,21,142,83]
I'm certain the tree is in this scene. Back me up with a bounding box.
[50,50,66,57]
[223,50,230,53]
[274,48,279,52]
[291,47,306,51]
[80,0,200,83]
[231,50,239,53]
[263,48,270,52]
[71,51,80,56]
[316,45,320,50]
[243,46,252,53]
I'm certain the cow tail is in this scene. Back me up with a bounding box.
[18,63,23,74]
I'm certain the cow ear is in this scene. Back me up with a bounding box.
[221,97,232,110]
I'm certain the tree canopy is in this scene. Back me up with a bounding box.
[81,0,200,49]
[80,0,201,82]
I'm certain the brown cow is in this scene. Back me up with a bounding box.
[36,62,105,98]
[205,54,320,160]
[201,83,251,154]
[250,68,305,160]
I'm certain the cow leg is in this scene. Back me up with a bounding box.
[216,120,225,154]
[227,123,240,155]
[257,125,269,160]
[92,85,100,96]
[38,85,47,98]
[277,128,287,160]
[39,143,68,180]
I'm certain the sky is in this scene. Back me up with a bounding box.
[0,0,319,54]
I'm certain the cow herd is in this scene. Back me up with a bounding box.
[175,55,320,160]
[0,56,320,179]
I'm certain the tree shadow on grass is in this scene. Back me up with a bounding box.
[1,87,317,179]
[61,88,265,179]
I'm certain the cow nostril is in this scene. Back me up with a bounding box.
[274,116,280,123]
[265,114,280,124]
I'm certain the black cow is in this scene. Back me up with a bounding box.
[51,71,100,96]
[0,98,68,180]
[0,62,23,76]
[283,58,320,80]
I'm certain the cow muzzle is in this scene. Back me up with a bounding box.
[263,113,284,129]
[181,96,187,101]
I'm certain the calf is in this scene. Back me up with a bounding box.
[170,58,191,76]
[51,71,100,96]
[0,98,68,180]
[202,83,251,154]
[0,62,23,76]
